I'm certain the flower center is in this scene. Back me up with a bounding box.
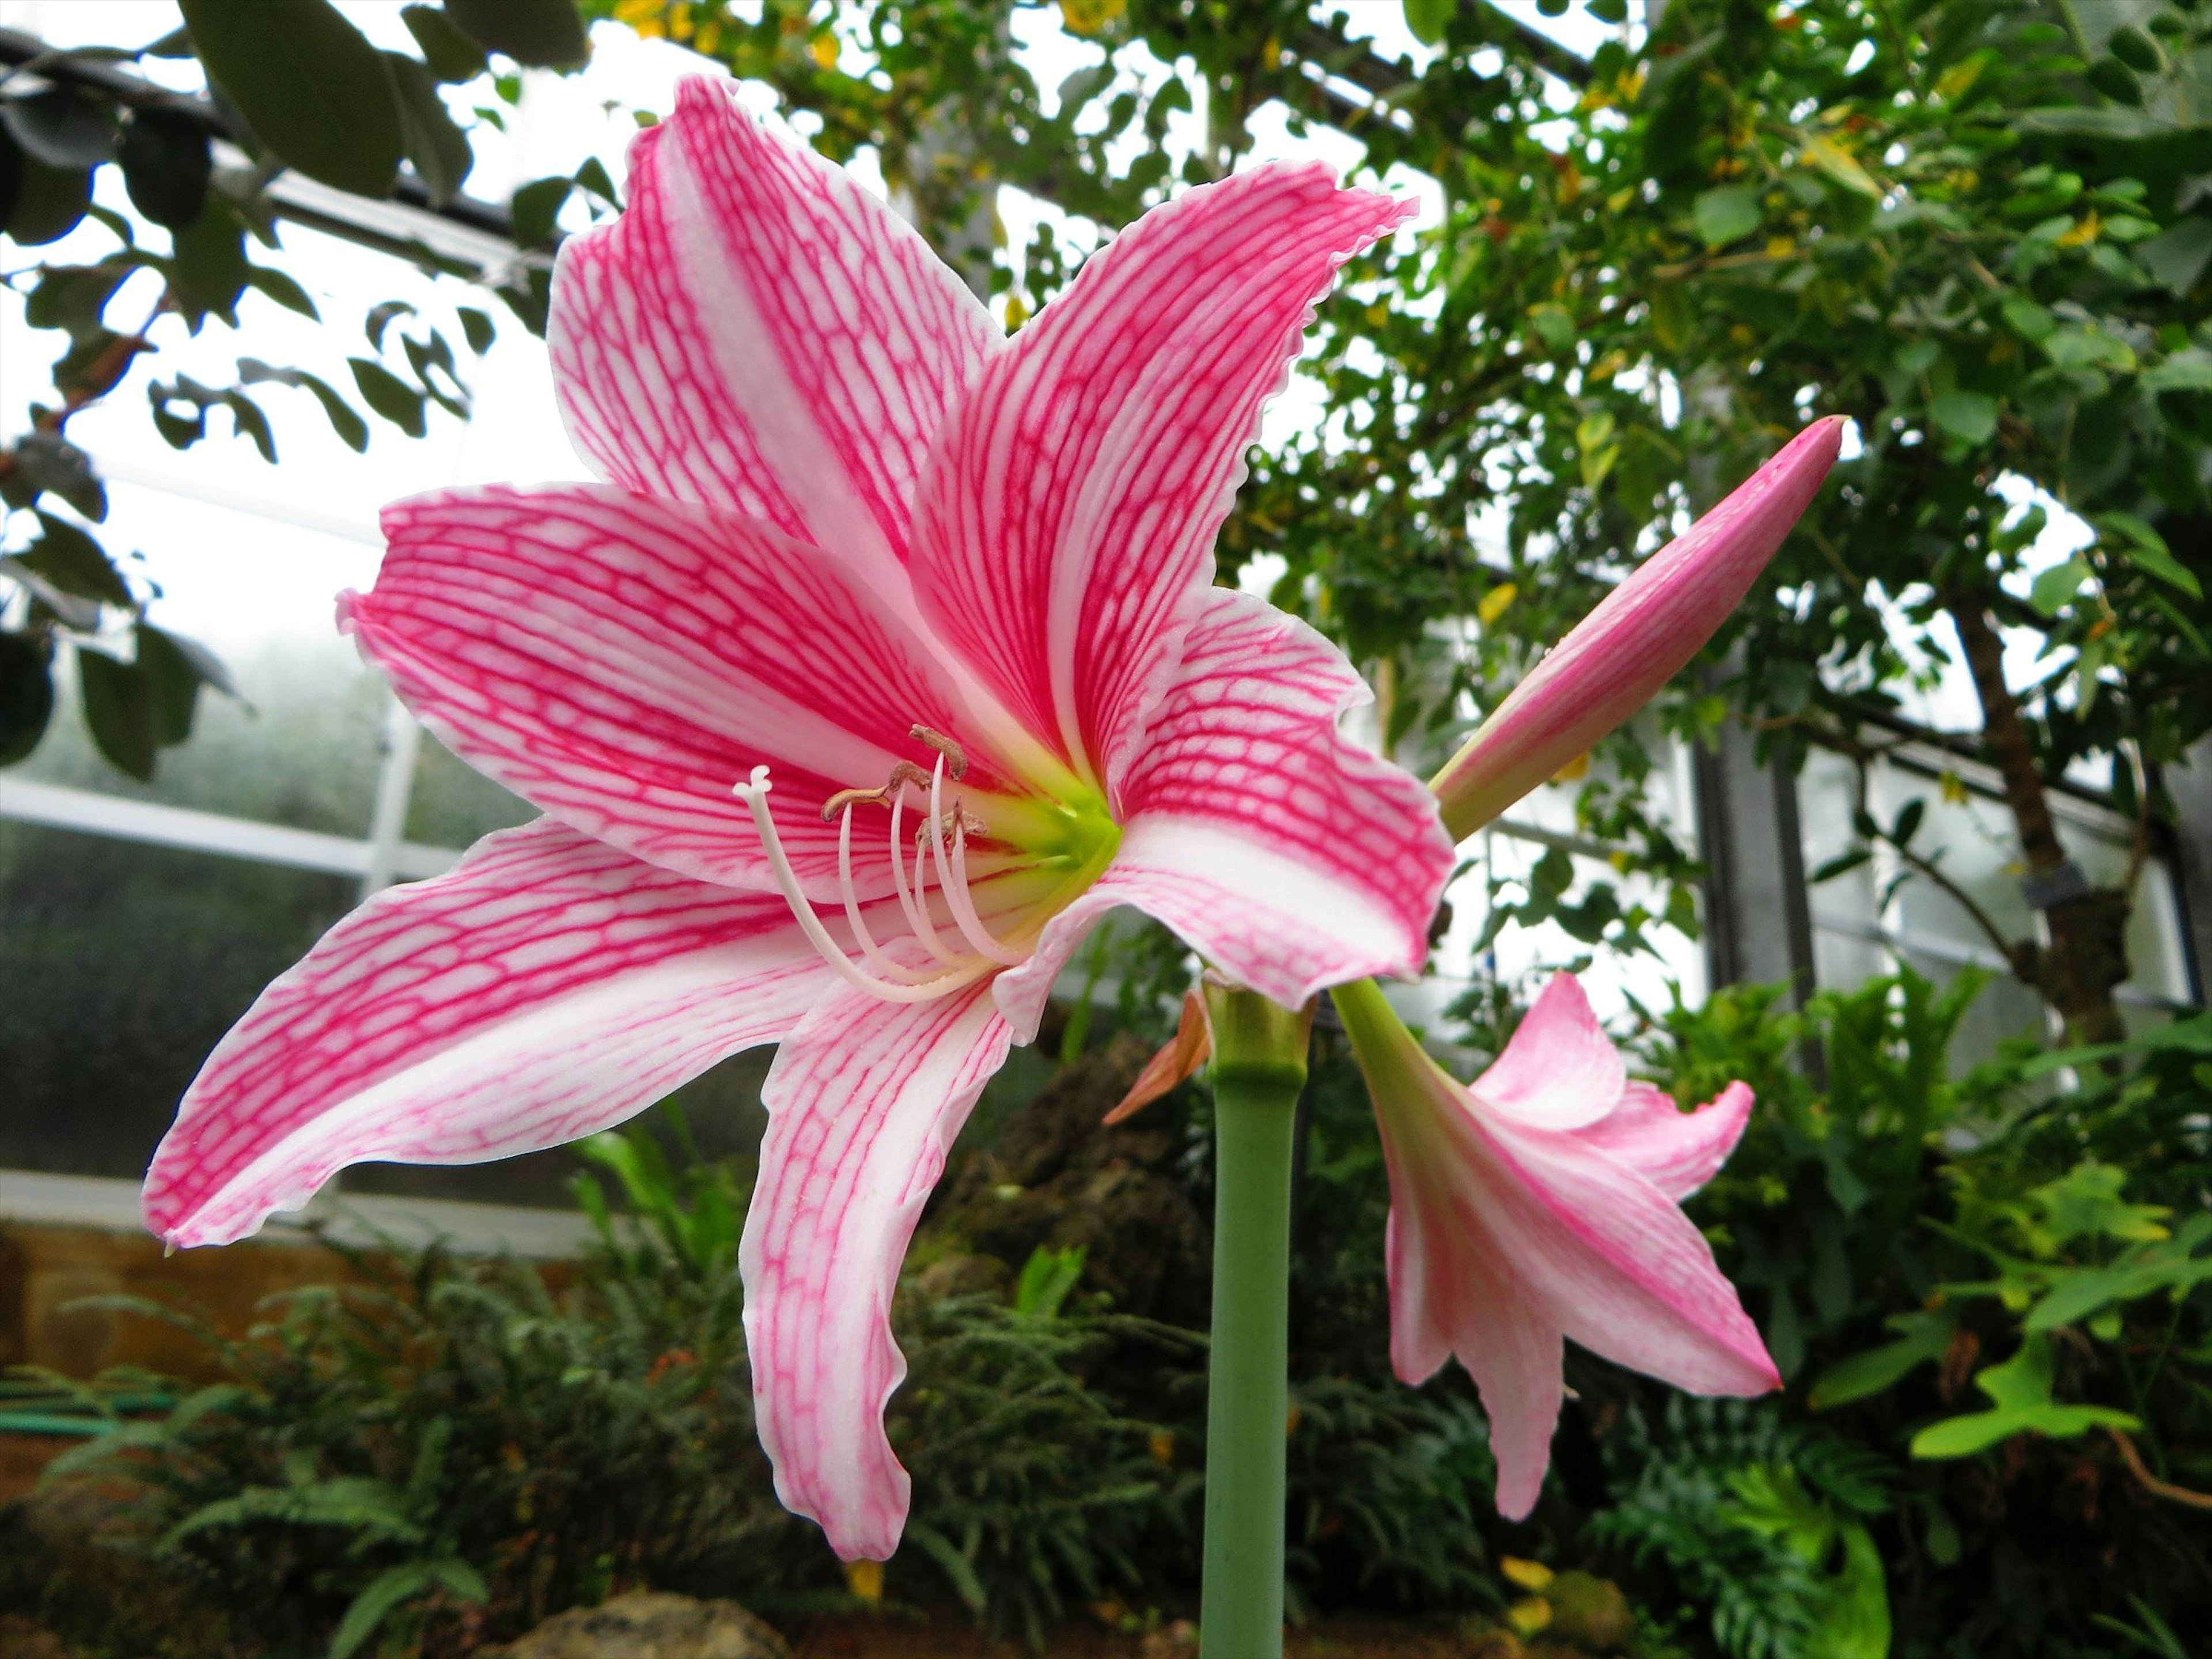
[732,726,1119,1005]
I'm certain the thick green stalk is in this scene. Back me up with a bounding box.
[1199,984,1310,1659]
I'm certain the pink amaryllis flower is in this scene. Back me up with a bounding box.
[139,80,1455,1560]
[1331,972,1776,1518]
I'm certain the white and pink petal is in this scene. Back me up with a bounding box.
[1473,971,1626,1132]
[144,819,830,1249]
[911,165,1411,786]
[1577,1080,1752,1202]
[550,78,998,592]
[991,589,1451,1035]
[350,484,1022,897]
[741,978,1014,1561]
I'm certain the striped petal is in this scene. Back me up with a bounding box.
[990,589,1451,1035]
[1474,971,1625,1131]
[741,977,1013,1561]
[1430,416,1845,840]
[1578,1080,1753,1202]
[349,484,1017,897]
[145,819,829,1249]
[911,165,1411,787]
[550,77,998,594]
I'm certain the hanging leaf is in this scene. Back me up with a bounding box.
[77,647,157,780]
[21,512,131,606]
[1403,0,1457,47]
[0,630,55,766]
[169,198,252,328]
[239,358,370,452]
[3,133,93,245]
[118,107,213,229]
[445,0,590,70]
[510,174,571,247]
[1928,389,1998,445]
[350,358,429,437]
[385,52,474,203]
[1,87,118,169]
[178,0,403,197]
[402,4,490,82]
[1693,184,1762,248]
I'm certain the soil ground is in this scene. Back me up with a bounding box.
[782,1611,1506,1658]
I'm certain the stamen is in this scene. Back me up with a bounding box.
[926,755,1027,967]
[888,772,963,966]
[910,724,968,780]
[732,767,984,1004]
[837,805,938,984]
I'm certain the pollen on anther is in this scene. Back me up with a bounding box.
[910,724,968,780]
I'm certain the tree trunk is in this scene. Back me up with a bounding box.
[1946,589,2130,1044]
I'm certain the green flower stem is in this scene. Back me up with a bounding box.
[1199,984,1312,1659]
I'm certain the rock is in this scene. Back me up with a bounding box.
[490,1592,790,1659]
[1545,1571,1635,1652]
[0,1614,75,1659]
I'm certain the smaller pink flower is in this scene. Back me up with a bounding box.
[1331,973,1777,1519]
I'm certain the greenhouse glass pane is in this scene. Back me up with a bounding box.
[0,821,354,1181]
[12,483,387,838]
[404,730,535,850]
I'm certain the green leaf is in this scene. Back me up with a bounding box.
[244,264,319,319]
[2142,346,2212,393]
[135,623,205,746]
[2000,292,2056,342]
[402,4,490,82]
[2030,556,2092,616]
[1403,0,1456,46]
[239,358,369,452]
[0,630,55,766]
[1013,1244,1086,1320]
[1810,847,1872,884]
[2016,105,2168,139]
[365,299,418,351]
[179,0,402,196]
[1929,389,1998,445]
[1800,132,1881,197]
[118,108,211,230]
[1910,1336,2141,1459]
[446,0,591,70]
[6,431,105,520]
[510,174,571,247]
[1694,183,1762,248]
[1526,302,1574,355]
[2100,512,2202,597]
[329,1558,485,1659]
[457,305,495,354]
[1810,1312,1956,1410]
[77,647,156,781]
[22,512,131,606]
[385,51,473,203]
[2,88,118,168]
[2,135,92,244]
[2135,218,2212,296]
[350,358,428,437]
[904,1521,989,1613]
[169,200,252,327]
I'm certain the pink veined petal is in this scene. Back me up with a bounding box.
[1368,1041,1569,1521]
[741,976,1014,1562]
[990,589,1452,1037]
[1577,1080,1753,1202]
[1473,970,1626,1131]
[1475,1112,1781,1399]
[911,164,1412,788]
[143,819,831,1249]
[1430,415,1846,840]
[550,77,998,593]
[348,484,1020,897]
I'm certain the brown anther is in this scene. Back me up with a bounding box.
[820,785,887,823]
[910,724,968,780]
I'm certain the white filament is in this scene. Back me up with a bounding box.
[927,755,1025,965]
[732,767,986,1005]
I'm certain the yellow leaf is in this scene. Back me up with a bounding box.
[1004,293,1031,331]
[845,1559,884,1603]
[1478,582,1519,626]
[2056,211,2101,248]
[1934,56,1984,100]
[1766,235,1797,259]
[1553,751,1592,783]
[810,32,839,69]
[1940,771,1968,805]
[1149,1428,1177,1465]
[1508,1597,1554,1636]
[1800,133,1881,198]
[1060,0,1127,35]
[1501,1557,1556,1591]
